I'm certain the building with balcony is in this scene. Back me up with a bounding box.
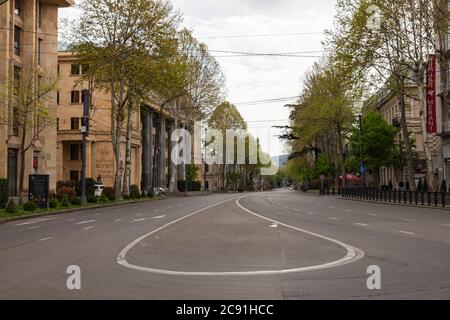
[367,81,439,187]
[0,0,74,196]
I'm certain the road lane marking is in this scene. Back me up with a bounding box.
[153,215,165,219]
[328,206,334,209]
[77,220,96,225]
[14,221,39,226]
[355,223,368,227]
[402,219,416,222]
[114,219,122,222]
[307,212,315,215]
[136,213,143,216]
[369,214,378,217]
[84,226,95,230]
[398,230,415,235]
[28,226,41,230]
[441,224,450,227]
[330,218,339,221]
[131,218,147,223]
[270,223,278,228]
[345,210,352,212]
[294,209,300,212]
[94,213,103,216]
[38,237,53,242]
[284,206,289,208]
[118,197,365,276]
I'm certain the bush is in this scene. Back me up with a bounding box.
[61,194,70,207]
[103,187,115,200]
[99,194,108,203]
[87,196,97,204]
[83,178,97,197]
[0,178,9,208]
[6,198,16,214]
[148,190,154,198]
[130,185,141,199]
[57,180,77,191]
[49,199,58,209]
[123,194,130,200]
[57,187,77,201]
[238,186,245,193]
[70,197,82,206]
[141,191,146,198]
[23,201,37,212]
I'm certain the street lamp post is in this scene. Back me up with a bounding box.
[80,89,90,205]
[359,114,365,188]
[204,127,208,191]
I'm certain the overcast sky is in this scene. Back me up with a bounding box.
[59,0,336,157]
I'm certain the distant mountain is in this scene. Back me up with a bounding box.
[271,154,289,167]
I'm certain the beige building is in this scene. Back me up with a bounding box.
[57,52,175,191]
[0,0,74,196]
[369,81,440,187]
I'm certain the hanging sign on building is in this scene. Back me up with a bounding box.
[426,54,437,133]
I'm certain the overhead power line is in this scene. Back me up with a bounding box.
[234,96,300,106]
[198,32,325,39]
[209,49,324,58]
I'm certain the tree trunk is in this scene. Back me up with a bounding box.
[122,99,133,196]
[18,130,27,205]
[416,65,436,191]
[398,76,417,191]
[168,117,178,193]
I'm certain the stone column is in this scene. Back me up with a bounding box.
[141,107,153,192]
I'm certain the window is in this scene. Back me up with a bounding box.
[71,64,80,75]
[12,105,19,136]
[81,64,89,75]
[71,117,80,130]
[56,118,59,130]
[71,90,80,104]
[70,170,79,182]
[69,144,80,161]
[38,39,42,65]
[57,91,60,105]
[14,26,20,56]
[14,0,22,16]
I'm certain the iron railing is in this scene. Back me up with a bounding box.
[341,187,450,208]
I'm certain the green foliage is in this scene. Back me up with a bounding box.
[0,178,9,208]
[23,201,37,212]
[99,194,108,203]
[103,187,115,201]
[147,190,154,198]
[61,194,70,207]
[130,185,141,199]
[70,197,82,206]
[347,112,397,173]
[82,178,97,197]
[87,196,97,204]
[49,200,58,209]
[185,165,199,183]
[123,194,130,200]
[6,198,16,214]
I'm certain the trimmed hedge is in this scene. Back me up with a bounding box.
[23,201,37,212]
[0,178,9,208]
[6,198,16,213]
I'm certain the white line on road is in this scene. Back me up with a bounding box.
[77,220,96,225]
[136,213,143,217]
[441,224,450,227]
[345,209,352,212]
[307,212,315,215]
[84,226,95,230]
[131,218,147,223]
[369,214,378,217]
[294,209,300,212]
[14,221,39,226]
[398,230,415,235]
[94,213,103,216]
[402,219,416,222]
[117,197,365,276]
[153,215,165,219]
[330,218,340,221]
[270,223,278,228]
[28,226,41,230]
[114,219,122,222]
[328,206,334,209]
[354,223,368,227]
[38,237,53,242]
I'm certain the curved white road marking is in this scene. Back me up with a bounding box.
[117,196,365,276]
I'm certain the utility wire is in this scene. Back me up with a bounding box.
[198,32,325,39]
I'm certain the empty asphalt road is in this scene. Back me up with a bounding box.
[0,189,450,299]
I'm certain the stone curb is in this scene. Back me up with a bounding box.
[0,197,164,225]
[338,197,450,211]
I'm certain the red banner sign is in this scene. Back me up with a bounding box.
[426,55,437,133]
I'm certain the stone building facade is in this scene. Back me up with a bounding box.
[0,0,74,196]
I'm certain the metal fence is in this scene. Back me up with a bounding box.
[341,187,450,208]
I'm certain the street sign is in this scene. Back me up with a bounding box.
[320,175,325,181]
[360,165,366,174]
[29,175,49,208]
